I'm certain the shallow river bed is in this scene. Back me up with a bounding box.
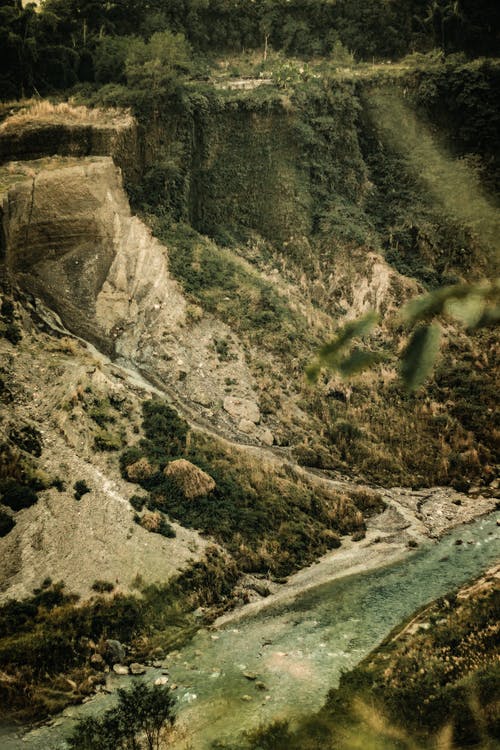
[2,512,499,749]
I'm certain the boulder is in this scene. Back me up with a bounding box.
[113,664,129,675]
[154,676,169,686]
[105,639,125,664]
[130,663,146,675]
[223,397,260,424]
[164,459,216,499]
[260,429,274,446]
[238,418,257,435]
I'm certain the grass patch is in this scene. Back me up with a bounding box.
[0,549,238,720]
[121,399,384,577]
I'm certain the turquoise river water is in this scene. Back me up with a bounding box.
[1,511,498,749]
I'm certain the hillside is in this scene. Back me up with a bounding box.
[0,0,499,744]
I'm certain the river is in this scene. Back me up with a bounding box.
[1,511,498,749]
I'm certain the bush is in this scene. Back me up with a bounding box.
[68,681,176,750]
[9,425,43,457]
[0,479,38,511]
[74,480,91,500]
[91,580,115,593]
[4,323,22,345]
[93,429,122,452]
[0,509,15,537]
[130,494,146,512]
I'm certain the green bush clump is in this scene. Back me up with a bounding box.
[157,517,176,538]
[8,426,43,457]
[0,509,15,537]
[130,494,146,512]
[68,681,176,750]
[0,479,38,511]
[74,480,91,500]
[0,548,238,718]
[93,429,122,452]
[121,401,373,576]
[91,580,115,593]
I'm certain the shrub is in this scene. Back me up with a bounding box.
[0,479,38,511]
[74,480,91,500]
[9,425,43,457]
[67,681,176,750]
[91,580,115,593]
[4,323,22,345]
[93,429,122,452]
[0,509,15,537]
[130,494,146,512]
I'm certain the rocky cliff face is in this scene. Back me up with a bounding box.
[0,109,143,185]
[0,156,268,441]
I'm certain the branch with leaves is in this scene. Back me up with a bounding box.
[307,279,500,391]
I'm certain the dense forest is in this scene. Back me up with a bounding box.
[1,0,499,99]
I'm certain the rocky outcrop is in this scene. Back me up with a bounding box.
[0,113,142,185]
[0,155,265,439]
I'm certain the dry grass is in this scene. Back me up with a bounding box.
[164,458,216,499]
[0,99,131,133]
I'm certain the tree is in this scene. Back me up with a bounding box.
[68,681,176,750]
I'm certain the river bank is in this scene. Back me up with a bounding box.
[2,509,498,750]
[216,485,498,626]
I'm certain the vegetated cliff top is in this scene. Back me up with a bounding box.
[0,100,132,133]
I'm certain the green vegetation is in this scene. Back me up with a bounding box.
[224,579,500,750]
[0,295,21,344]
[121,400,383,577]
[73,480,91,500]
[1,0,498,100]
[0,442,49,513]
[0,509,14,537]
[152,222,313,357]
[0,550,238,718]
[308,281,500,391]
[91,580,115,594]
[68,681,176,750]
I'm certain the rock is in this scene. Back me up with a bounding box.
[455,539,463,546]
[255,681,267,691]
[191,388,213,407]
[164,459,216,499]
[170,683,178,690]
[130,663,146,675]
[241,694,253,701]
[154,676,169,686]
[243,671,257,681]
[223,396,260,424]
[260,429,274,447]
[153,661,163,668]
[90,653,105,669]
[496,519,500,526]
[238,418,257,435]
[105,639,125,664]
[113,664,129,675]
